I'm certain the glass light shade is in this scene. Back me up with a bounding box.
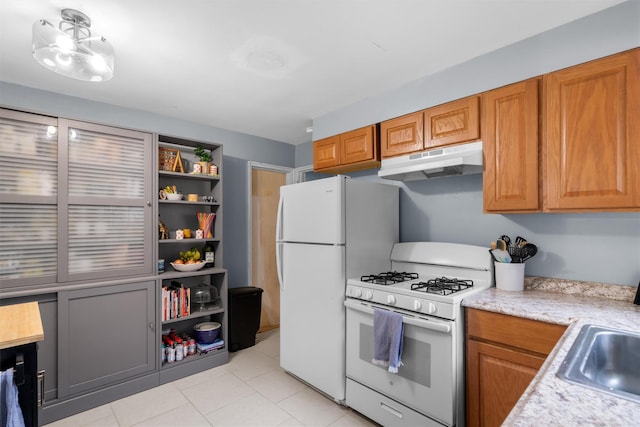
[32,16,114,82]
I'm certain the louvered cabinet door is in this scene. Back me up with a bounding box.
[59,120,153,281]
[543,48,640,211]
[0,109,59,289]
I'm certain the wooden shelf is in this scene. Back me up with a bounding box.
[160,346,226,370]
[158,267,226,280]
[158,200,219,206]
[159,238,220,244]
[159,170,220,181]
[162,304,223,325]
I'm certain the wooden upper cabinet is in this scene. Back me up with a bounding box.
[483,78,540,213]
[313,125,379,173]
[425,95,480,149]
[543,48,640,211]
[341,126,376,165]
[380,111,424,158]
[313,135,340,170]
[381,96,480,159]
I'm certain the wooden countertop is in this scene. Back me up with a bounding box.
[0,301,44,350]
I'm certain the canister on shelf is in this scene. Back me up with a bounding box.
[175,338,184,361]
[166,340,176,363]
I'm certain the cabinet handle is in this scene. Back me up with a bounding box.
[146,201,152,206]
[149,322,154,330]
[37,370,45,407]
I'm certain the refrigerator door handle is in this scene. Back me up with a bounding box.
[276,242,284,290]
[276,195,284,242]
[276,195,284,289]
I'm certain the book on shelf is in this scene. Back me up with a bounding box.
[162,281,191,321]
[197,338,224,354]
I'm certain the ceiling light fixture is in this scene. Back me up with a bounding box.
[32,8,114,82]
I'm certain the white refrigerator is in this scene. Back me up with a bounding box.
[276,175,399,403]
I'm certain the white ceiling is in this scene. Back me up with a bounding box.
[0,0,624,145]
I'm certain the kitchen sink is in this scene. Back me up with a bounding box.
[557,324,640,403]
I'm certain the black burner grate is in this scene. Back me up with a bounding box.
[411,276,473,295]
[361,271,418,286]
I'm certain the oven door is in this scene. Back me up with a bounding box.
[345,298,457,426]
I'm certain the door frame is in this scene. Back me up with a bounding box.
[246,162,292,285]
[246,162,317,285]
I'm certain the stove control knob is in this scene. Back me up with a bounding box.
[413,300,422,311]
[427,302,437,314]
[387,295,396,305]
[352,288,362,298]
[365,290,374,300]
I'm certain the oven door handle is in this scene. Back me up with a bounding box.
[344,299,452,334]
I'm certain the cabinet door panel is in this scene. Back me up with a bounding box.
[483,79,540,212]
[341,126,376,165]
[380,112,424,158]
[425,96,480,149]
[0,109,58,288]
[466,339,545,427]
[544,49,640,210]
[60,120,153,281]
[58,282,155,398]
[313,136,340,170]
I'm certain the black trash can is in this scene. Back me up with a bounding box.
[228,286,263,352]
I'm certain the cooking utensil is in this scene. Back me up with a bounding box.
[520,243,538,262]
[515,236,527,247]
[491,249,512,263]
[500,235,512,247]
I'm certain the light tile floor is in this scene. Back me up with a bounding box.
[44,329,379,427]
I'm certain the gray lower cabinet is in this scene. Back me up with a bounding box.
[57,281,156,398]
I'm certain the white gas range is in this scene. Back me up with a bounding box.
[344,242,493,427]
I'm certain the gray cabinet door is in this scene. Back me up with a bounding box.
[58,281,156,398]
[59,119,154,283]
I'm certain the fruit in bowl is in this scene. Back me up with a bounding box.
[166,193,182,201]
[171,260,205,272]
[171,248,205,271]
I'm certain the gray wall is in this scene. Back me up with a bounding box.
[305,1,640,287]
[0,83,296,288]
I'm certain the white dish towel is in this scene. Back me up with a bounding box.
[372,308,404,373]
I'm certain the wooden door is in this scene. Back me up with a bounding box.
[483,78,540,212]
[380,111,424,158]
[466,339,545,427]
[251,168,286,331]
[425,95,480,149]
[543,48,640,211]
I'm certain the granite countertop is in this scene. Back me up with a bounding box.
[462,277,640,426]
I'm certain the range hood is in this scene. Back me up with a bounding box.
[378,140,483,181]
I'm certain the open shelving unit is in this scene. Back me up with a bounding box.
[155,135,228,384]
